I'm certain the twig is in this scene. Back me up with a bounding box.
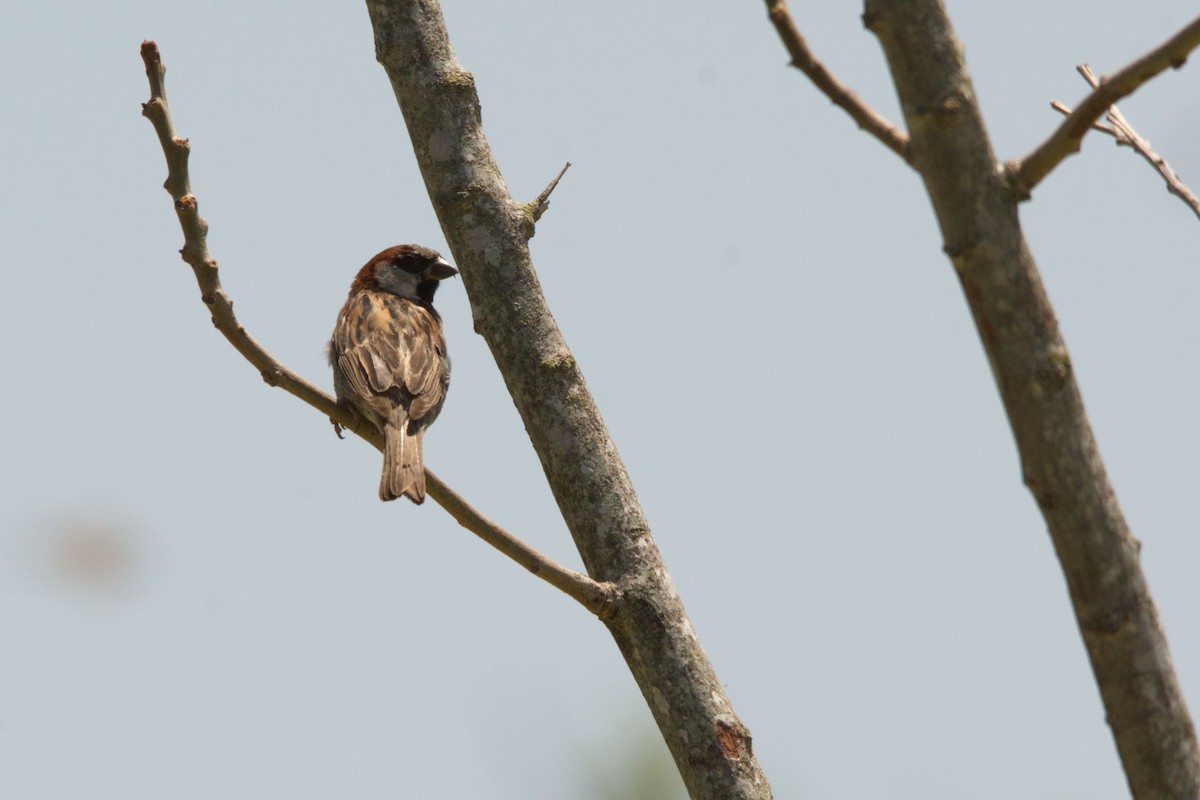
[526,162,571,224]
[138,40,618,619]
[764,0,911,164]
[1049,101,1117,136]
[1009,14,1200,196]
[1049,65,1200,222]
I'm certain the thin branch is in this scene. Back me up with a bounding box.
[526,161,571,225]
[1009,14,1200,196]
[764,0,911,164]
[1049,64,1200,222]
[1049,101,1117,136]
[426,475,618,618]
[138,40,618,619]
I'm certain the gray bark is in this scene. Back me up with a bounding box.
[363,2,773,797]
[865,1,1200,796]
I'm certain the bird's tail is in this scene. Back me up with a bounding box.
[380,422,425,503]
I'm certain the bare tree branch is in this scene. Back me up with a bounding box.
[1009,14,1200,197]
[764,0,911,163]
[138,40,618,620]
[1050,64,1200,222]
[363,2,772,797]
[861,2,1200,795]
[427,466,619,618]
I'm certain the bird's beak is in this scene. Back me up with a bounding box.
[428,258,458,281]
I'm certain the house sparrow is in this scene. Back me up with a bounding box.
[328,245,457,503]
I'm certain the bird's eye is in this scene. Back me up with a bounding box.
[394,255,425,275]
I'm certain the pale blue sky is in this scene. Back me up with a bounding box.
[2,1,1199,797]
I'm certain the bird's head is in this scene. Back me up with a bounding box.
[351,244,458,304]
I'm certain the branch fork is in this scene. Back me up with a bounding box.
[765,0,911,164]
[1048,64,1200,221]
[139,40,618,619]
[1008,14,1200,196]
[766,3,1200,794]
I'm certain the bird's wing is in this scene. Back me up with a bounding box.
[399,301,449,422]
[332,292,448,425]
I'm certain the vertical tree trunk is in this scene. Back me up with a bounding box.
[865,1,1200,796]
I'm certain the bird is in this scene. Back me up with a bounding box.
[328,244,457,503]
